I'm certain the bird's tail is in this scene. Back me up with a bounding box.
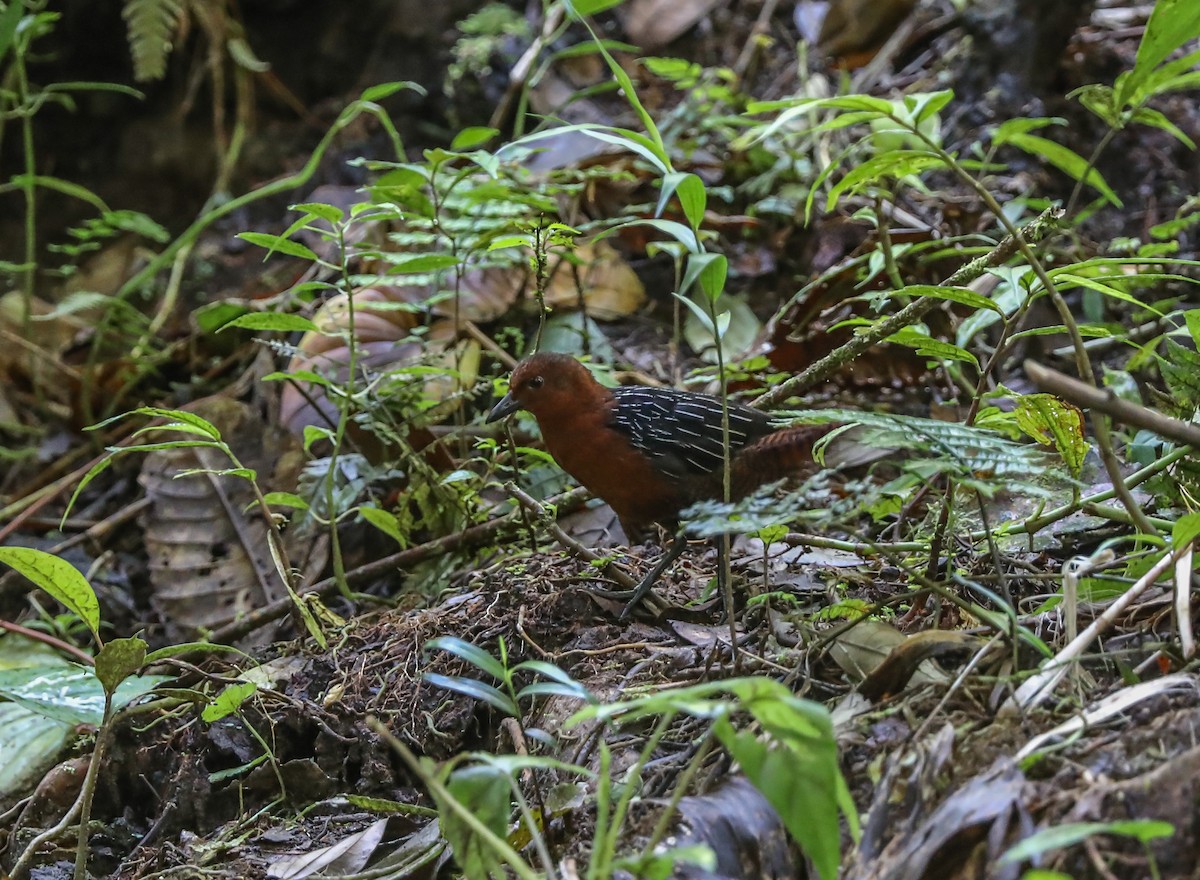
[729,425,826,496]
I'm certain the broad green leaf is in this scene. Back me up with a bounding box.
[570,0,627,13]
[675,173,707,231]
[1185,309,1200,347]
[262,491,310,511]
[451,126,499,151]
[0,548,99,639]
[377,252,461,274]
[237,231,321,262]
[885,329,979,368]
[826,151,947,211]
[439,764,510,880]
[201,680,258,722]
[290,201,345,224]
[0,702,73,797]
[716,716,842,880]
[358,506,407,547]
[1174,512,1200,549]
[907,89,954,124]
[1117,0,1200,107]
[0,666,166,727]
[221,312,319,333]
[95,637,147,695]
[1012,394,1089,477]
[999,132,1121,206]
[682,252,727,302]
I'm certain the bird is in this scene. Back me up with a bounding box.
[486,351,825,616]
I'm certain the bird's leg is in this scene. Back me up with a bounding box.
[619,530,689,619]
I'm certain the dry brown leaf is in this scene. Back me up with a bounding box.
[140,398,325,642]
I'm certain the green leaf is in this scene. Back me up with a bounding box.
[0,0,25,67]
[1116,0,1200,107]
[885,329,979,368]
[0,548,100,640]
[826,150,947,211]
[1185,309,1200,348]
[10,174,110,213]
[425,636,508,681]
[681,252,727,302]
[1129,106,1196,148]
[897,283,1004,314]
[716,715,842,880]
[221,312,319,333]
[95,637,147,696]
[0,666,166,727]
[697,253,727,301]
[358,506,407,547]
[127,407,223,439]
[378,252,461,274]
[501,124,668,174]
[262,491,310,511]
[423,673,519,717]
[1012,394,1089,477]
[659,172,706,231]
[143,642,248,664]
[236,231,321,262]
[999,820,1174,865]
[620,217,699,253]
[201,680,258,722]
[1160,338,1200,409]
[290,201,345,224]
[570,0,627,13]
[998,132,1122,207]
[193,301,249,335]
[1174,512,1200,549]
[439,763,511,880]
[451,126,499,150]
[360,81,423,102]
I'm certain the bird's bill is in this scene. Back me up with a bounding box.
[487,393,522,422]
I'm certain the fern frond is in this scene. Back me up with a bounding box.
[122,0,183,82]
[780,409,1063,495]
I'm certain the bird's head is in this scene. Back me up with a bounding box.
[486,352,594,424]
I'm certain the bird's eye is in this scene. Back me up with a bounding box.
[527,376,545,390]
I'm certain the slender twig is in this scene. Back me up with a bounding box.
[206,487,589,645]
[753,207,1063,408]
[503,483,638,590]
[0,620,95,666]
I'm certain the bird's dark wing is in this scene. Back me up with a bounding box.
[609,386,775,479]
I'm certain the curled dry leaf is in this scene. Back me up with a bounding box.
[279,244,641,449]
[805,0,919,68]
[139,397,326,643]
[621,0,723,49]
[827,620,980,700]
